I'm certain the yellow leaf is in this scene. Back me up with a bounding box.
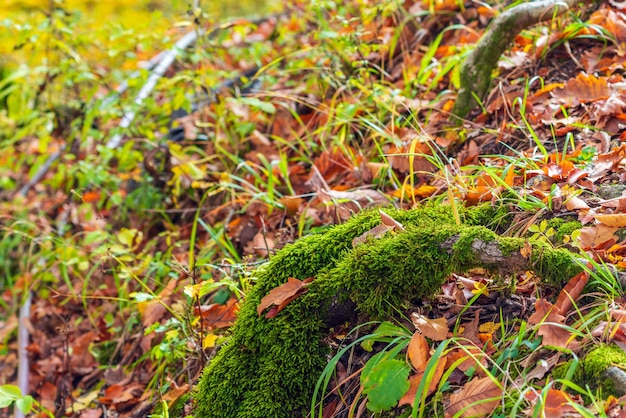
[203,334,219,348]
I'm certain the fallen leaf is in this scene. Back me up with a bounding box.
[536,389,580,417]
[445,377,501,418]
[554,272,588,315]
[553,72,610,103]
[445,345,486,373]
[352,224,393,246]
[529,299,576,348]
[411,313,449,341]
[578,225,618,250]
[407,332,430,372]
[595,213,626,228]
[196,298,239,329]
[398,357,446,407]
[460,309,482,345]
[257,277,310,317]
[379,209,405,231]
[162,384,190,406]
[98,383,145,411]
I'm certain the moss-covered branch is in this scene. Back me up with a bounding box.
[451,0,582,123]
[193,204,581,417]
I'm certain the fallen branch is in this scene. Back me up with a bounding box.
[451,0,583,123]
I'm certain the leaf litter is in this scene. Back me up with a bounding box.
[5,0,626,416]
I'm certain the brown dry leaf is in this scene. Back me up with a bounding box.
[595,213,626,228]
[279,196,304,216]
[98,382,145,410]
[520,241,532,259]
[162,384,190,405]
[407,332,430,372]
[541,389,580,417]
[445,377,501,418]
[379,209,405,231]
[578,225,619,250]
[196,298,240,329]
[352,223,393,246]
[553,72,610,103]
[0,315,18,341]
[139,278,178,327]
[79,409,103,418]
[352,209,404,246]
[589,7,626,43]
[70,331,99,372]
[460,309,482,345]
[411,313,449,341]
[445,345,486,373]
[257,277,309,317]
[515,353,561,386]
[250,231,275,257]
[554,272,589,315]
[528,299,576,348]
[398,357,446,407]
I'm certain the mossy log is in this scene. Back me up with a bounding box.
[193,204,581,417]
[451,0,582,123]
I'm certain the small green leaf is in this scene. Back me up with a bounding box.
[360,322,410,352]
[16,396,33,414]
[361,357,410,412]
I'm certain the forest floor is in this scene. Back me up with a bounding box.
[3,0,626,416]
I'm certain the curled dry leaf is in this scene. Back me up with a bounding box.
[554,272,588,315]
[257,277,311,318]
[529,299,577,349]
[407,332,430,372]
[411,313,449,341]
[352,209,404,246]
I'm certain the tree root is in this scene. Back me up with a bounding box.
[193,205,581,417]
[451,0,583,123]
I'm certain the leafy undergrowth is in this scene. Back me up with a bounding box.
[3,0,626,416]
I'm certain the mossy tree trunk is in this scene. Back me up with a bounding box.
[451,0,583,123]
[193,204,581,417]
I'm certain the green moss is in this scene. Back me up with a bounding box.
[555,344,626,397]
[547,218,581,243]
[193,203,580,417]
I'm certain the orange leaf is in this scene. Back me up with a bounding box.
[196,298,240,329]
[595,213,626,228]
[398,358,446,407]
[162,384,190,404]
[445,345,486,373]
[445,377,501,418]
[554,72,610,103]
[257,277,309,317]
[407,332,430,372]
[542,389,580,417]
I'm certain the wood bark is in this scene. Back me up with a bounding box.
[451,0,583,123]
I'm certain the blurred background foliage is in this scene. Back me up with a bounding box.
[1,0,271,57]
